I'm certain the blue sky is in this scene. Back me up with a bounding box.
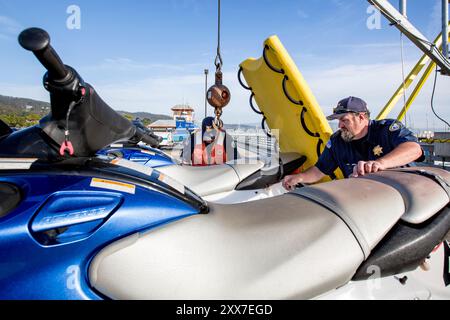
[0,0,449,130]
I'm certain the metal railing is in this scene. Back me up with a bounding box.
[228,129,279,164]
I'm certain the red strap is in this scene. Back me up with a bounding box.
[60,141,74,156]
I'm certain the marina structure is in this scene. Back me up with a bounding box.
[148,104,198,147]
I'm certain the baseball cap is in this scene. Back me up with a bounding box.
[326,96,369,120]
[201,117,215,132]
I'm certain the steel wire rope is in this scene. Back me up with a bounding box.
[214,0,223,71]
[431,66,450,129]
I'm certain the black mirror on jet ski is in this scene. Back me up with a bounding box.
[130,118,163,148]
[129,127,163,148]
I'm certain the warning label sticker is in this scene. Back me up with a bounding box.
[110,158,154,176]
[90,178,136,194]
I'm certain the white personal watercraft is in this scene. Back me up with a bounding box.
[90,167,450,300]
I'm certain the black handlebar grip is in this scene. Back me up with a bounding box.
[18,28,69,81]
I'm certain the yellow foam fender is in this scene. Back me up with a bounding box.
[239,35,343,180]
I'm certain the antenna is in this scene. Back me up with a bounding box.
[399,0,407,17]
[204,69,209,118]
[443,0,449,60]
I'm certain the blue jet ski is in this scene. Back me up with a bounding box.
[1,28,449,300]
[98,142,176,169]
[97,115,176,169]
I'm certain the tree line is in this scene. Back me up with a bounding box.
[1,111,155,129]
[0,113,42,128]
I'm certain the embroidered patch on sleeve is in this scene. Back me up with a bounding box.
[389,122,401,132]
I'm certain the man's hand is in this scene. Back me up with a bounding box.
[282,166,325,188]
[352,160,385,177]
[282,174,302,191]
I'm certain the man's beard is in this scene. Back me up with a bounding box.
[340,129,355,142]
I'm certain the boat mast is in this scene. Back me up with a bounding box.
[443,0,449,60]
[399,0,406,17]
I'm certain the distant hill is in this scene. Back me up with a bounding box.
[0,94,268,129]
[0,94,51,116]
[117,111,172,124]
[0,94,172,127]
[223,123,261,130]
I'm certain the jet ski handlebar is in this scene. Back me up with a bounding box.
[19,28,69,82]
[134,128,163,148]
[14,27,136,158]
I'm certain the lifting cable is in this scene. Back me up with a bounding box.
[206,0,231,129]
[431,66,450,129]
[214,0,223,71]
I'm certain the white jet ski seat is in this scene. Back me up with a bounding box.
[89,168,450,299]
[294,167,450,256]
[89,167,450,299]
[89,193,367,299]
[352,167,450,279]
[292,178,405,259]
[359,168,450,224]
[157,161,265,197]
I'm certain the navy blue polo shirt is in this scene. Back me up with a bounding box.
[316,119,420,178]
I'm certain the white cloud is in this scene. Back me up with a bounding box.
[2,61,449,131]
[168,0,203,15]
[0,83,49,102]
[334,42,414,49]
[81,58,202,73]
[296,9,309,19]
[74,60,450,129]
[93,74,204,112]
[331,0,346,8]
[88,70,260,124]
[427,0,442,38]
[0,15,22,35]
[305,62,450,130]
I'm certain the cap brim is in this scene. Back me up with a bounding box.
[326,113,344,121]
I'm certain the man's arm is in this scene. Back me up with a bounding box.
[282,166,325,190]
[352,141,423,177]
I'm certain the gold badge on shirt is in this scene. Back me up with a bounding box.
[373,145,383,157]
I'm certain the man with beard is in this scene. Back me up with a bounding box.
[282,96,424,190]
